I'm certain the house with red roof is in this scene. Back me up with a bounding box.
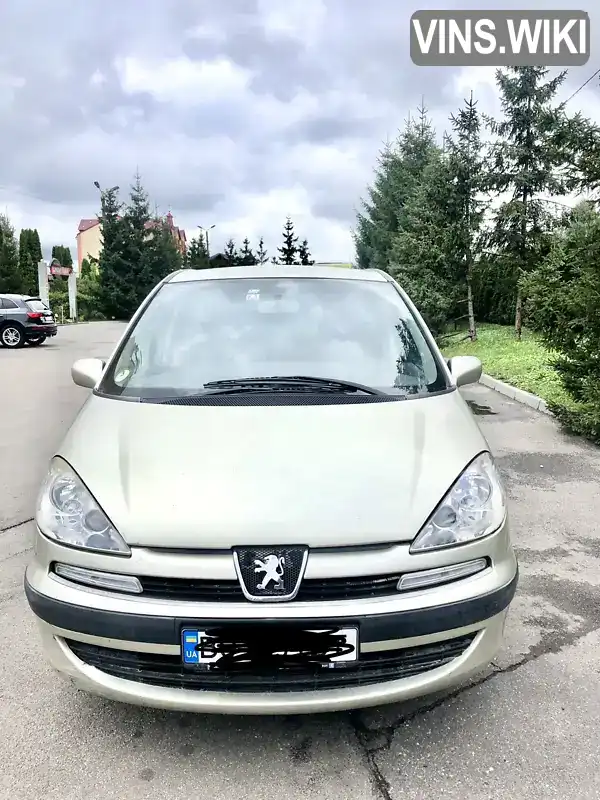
[76,212,186,272]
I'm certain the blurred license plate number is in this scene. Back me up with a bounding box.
[181,627,359,666]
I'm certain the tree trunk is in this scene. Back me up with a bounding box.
[515,285,523,341]
[467,273,477,341]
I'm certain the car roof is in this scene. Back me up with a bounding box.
[0,293,27,300]
[167,265,388,283]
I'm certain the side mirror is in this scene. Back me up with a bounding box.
[448,355,482,388]
[71,358,105,389]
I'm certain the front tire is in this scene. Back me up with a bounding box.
[0,324,24,348]
[26,336,46,346]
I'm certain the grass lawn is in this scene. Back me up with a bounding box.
[442,323,572,407]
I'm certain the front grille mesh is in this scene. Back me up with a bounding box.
[66,634,476,693]
[139,573,403,603]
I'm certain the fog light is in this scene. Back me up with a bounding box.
[53,563,142,594]
[397,558,487,591]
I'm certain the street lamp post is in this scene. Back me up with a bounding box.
[198,224,215,258]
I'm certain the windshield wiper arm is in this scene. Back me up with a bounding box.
[201,376,386,396]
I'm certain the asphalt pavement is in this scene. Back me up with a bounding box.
[1,322,599,800]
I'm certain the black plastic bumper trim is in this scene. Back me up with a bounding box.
[24,569,518,646]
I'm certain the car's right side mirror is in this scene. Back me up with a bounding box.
[71,358,105,389]
[448,355,482,388]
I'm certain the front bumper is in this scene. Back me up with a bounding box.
[25,524,518,714]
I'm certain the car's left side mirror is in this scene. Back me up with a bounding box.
[448,355,482,388]
[71,358,105,389]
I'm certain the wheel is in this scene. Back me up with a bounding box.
[0,324,24,348]
[26,336,46,346]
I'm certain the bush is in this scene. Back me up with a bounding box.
[472,254,518,325]
[526,201,600,442]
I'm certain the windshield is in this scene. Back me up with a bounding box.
[99,277,449,399]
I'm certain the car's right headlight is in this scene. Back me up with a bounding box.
[36,457,130,555]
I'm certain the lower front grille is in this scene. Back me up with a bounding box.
[66,633,476,693]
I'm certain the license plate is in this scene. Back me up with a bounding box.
[43,316,53,323]
[181,626,359,668]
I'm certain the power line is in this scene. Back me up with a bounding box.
[562,67,600,107]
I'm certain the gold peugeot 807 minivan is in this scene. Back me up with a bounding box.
[25,265,518,715]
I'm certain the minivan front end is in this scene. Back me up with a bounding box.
[24,266,518,714]
[25,513,517,714]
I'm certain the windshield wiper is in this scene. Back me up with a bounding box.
[201,375,387,396]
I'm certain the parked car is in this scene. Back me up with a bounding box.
[24,265,518,715]
[0,294,57,348]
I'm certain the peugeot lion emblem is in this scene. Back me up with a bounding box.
[254,555,285,590]
[233,546,309,602]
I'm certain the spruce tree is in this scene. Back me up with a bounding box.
[256,237,268,264]
[446,91,485,341]
[19,229,42,295]
[224,238,238,267]
[96,186,137,319]
[485,67,581,339]
[238,238,257,265]
[525,201,600,439]
[0,215,24,294]
[277,217,298,265]
[297,239,314,265]
[186,234,210,269]
[355,106,439,273]
[389,150,461,335]
[142,218,183,289]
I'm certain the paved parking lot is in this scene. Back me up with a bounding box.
[1,322,600,800]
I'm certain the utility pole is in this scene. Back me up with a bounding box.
[198,224,215,258]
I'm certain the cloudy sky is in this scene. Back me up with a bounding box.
[0,0,598,262]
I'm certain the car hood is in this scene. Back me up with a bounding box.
[57,391,489,549]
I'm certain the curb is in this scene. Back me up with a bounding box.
[479,373,553,416]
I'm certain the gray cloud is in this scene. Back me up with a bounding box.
[0,0,598,260]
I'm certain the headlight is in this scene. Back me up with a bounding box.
[410,452,506,552]
[36,457,130,555]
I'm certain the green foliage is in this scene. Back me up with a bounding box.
[355,107,439,273]
[51,244,73,267]
[445,92,486,339]
[0,214,23,294]
[224,238,238,267]
[472,254,519,325]
[297,239,314,265]
[389,150,460,334]
[76,268,103,320]
[276,216,298,265]
[209,252,229,269]
[256,237,268,264]
[96,175,182,320]
[525,201,600,440]
[186,234,210,269]
[238,238,257,266]
[484,67,590,337]
[141,218,183,288]
[96,185,138,320]
[48,278,68,320]
[443,323,571,408]
[18,228,42,295]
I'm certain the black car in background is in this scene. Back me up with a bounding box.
[0,294,58,348]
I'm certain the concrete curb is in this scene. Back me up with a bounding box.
[479,373,553,416]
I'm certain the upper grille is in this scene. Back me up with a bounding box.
[66,633,476,693]
[139,573,402,603]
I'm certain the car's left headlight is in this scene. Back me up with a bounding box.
[36,456,130,555]
[410,452,506,553]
